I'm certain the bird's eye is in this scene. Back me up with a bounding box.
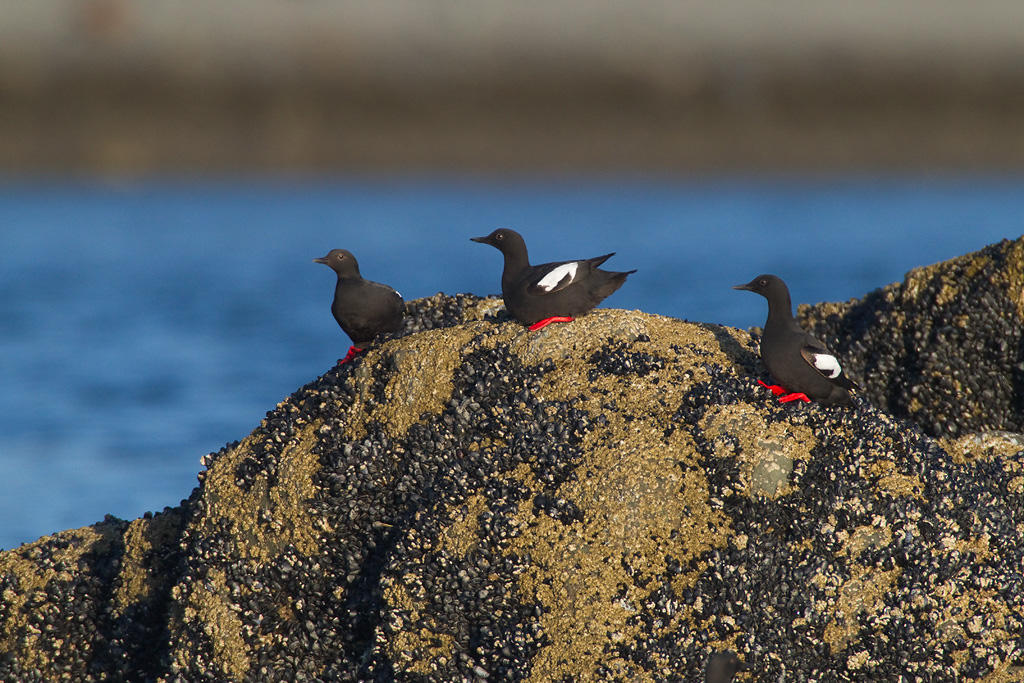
[760,278,768,286]
[495,233,504,241]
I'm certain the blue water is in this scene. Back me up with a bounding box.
[0,175,1020,550]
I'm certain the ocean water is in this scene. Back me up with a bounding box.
[0,175,1020,550]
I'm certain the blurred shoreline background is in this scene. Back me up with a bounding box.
[5,0,1024,174]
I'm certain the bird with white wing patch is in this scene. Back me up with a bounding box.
[471,228,636,330]
[734,273,858,406]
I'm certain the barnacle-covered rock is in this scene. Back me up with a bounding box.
[2,282,1023,681]
[800,236,1024,438]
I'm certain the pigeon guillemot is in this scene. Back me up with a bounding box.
[470,228,635,330]
[705,651,746,683]
[734,274,856,405]
[314,249,404,364]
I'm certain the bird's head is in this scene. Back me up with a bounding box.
[313,249,360,277]
[470,228,526,256]
[733,273,787,299]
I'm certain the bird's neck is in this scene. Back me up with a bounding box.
[335,269,361,283]
[764,291,794,328]
[499,247,529,286]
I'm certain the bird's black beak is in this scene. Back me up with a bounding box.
[733,283,752,291]
[470,236,488,244]
[313,256,328,265]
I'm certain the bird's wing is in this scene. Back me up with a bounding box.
[585,252,615,268]
[367,280,404,302]
[800,339,857,389]
[526,261,585,295]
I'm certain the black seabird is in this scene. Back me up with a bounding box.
[705,650,746,683]
[314,249,404,364]
[734,273,856,405]
[470,228,635,330]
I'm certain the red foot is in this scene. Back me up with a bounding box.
[757,380,787,396]
[528,316,574,331]
[337,346,365,365]
[778,392,810,403]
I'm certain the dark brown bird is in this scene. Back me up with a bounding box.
[314,249,404,364]
[471,228,635,330]
[734,273,856,405]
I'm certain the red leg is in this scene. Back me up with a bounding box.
[337,346,365,365]
[528,316,574,331]
[778,392,810,403]
[757,379,787,396]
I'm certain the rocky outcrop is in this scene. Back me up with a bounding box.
[2,243,1023,681]
[800,236,1024,438]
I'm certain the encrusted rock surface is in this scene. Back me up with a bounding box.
[800,236,1024,439]
[2,250,1024,680]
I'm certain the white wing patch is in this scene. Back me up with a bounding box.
[535,262,578,292]
[811,353,842,378]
